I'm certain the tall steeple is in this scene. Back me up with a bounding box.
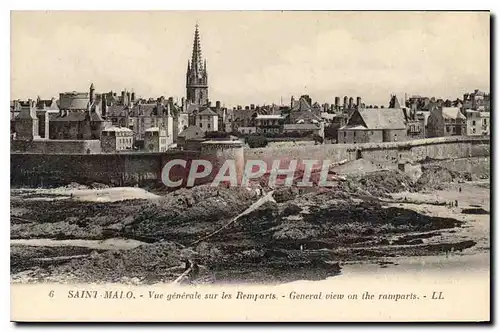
[191,23,203,73]
[186,23,208,106]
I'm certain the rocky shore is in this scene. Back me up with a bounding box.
[10,158,490,284]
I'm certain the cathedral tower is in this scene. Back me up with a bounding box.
[186,24,208,106]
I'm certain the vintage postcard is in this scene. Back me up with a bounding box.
[10,10,490,322]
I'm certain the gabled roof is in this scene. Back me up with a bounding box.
[291,97,312,112]
[197,107,218,116]
[442,107,466,120]
[102,126,133,132]
[255,114,284,120]
[355,108,406,130]
[178,125,203,138]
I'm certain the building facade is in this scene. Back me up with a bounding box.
[100,126,134,152]
[465,110,490,136]
[427,107,466,137]
[338,108,407,144]
[144,127,171,152]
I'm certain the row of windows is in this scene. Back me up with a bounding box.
[471,119,489,126]
[117,138,133,145]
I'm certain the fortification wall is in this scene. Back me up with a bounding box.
[11,139,102,154]
[245,136,490,167]
[11,136,490,188]
[11,151,200,188]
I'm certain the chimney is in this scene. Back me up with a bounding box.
[131,92,136,102]
[121,91,126,105]
[181,97,185,107]
[334,97,340,107]
[348,97,353,109]
[208,101,212,107]
[216,101,221,109]
[126,92,131,106]
[250,104,255,110]
[356,97,362,107]
[343,96,348,108]
[102,94,107,117]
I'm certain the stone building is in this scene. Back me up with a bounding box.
[49,83,110,140]
[463,90,490,112]
[144,127,171,152]
[283,122,325,138]
[177,125,205,150]
[100,126,134,152]
[254,114,284,134]
[465,110,490,136]
[177,24,229,135]
[106,98,175,147]
[427,107,466,137]
[186,24,208,107]
[194,107,218,132]
[289,95,322,124]
[14,99,40,141]
[338,108,407,144]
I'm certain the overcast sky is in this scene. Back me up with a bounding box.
[11,11,490,107]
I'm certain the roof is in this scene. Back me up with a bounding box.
[339,125,369,130]
[106,103,171,117]
[255,114,284,120]
[50,110,104,122]
[321,112,336,121]
[36,98,57,109]
[291,97,312,112]
[442,107,466,120]
[178,125,203,138]
[15,107,37,120]
[284,123,321,131]
[201,140,243,146]
[356,108,406,130]
[102,126,133,132]
[416,110,431,126]
[197,107,218,116]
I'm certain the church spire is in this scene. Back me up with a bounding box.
[191,23,203,73]
[186,23,208,106]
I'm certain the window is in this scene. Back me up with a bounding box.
[483,119,487,125]
[200,123,203,128]
[344,132,346,137]
[472,120,476,126]
[208,123,211,129]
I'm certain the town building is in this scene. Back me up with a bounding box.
[106,98,175,146]
[283,122,324,138]
[289,95,322,123]
[49,83,110,140]
[254,114,284,134]
[463,90,490,112]
[177,125,205,150]
[100,126,134,152]
[427,107,466,137]
[194,107,219,132]
[465,110,490,136]
[337,108,407,144]
[14,99,40,141]
[144,127,172,152]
